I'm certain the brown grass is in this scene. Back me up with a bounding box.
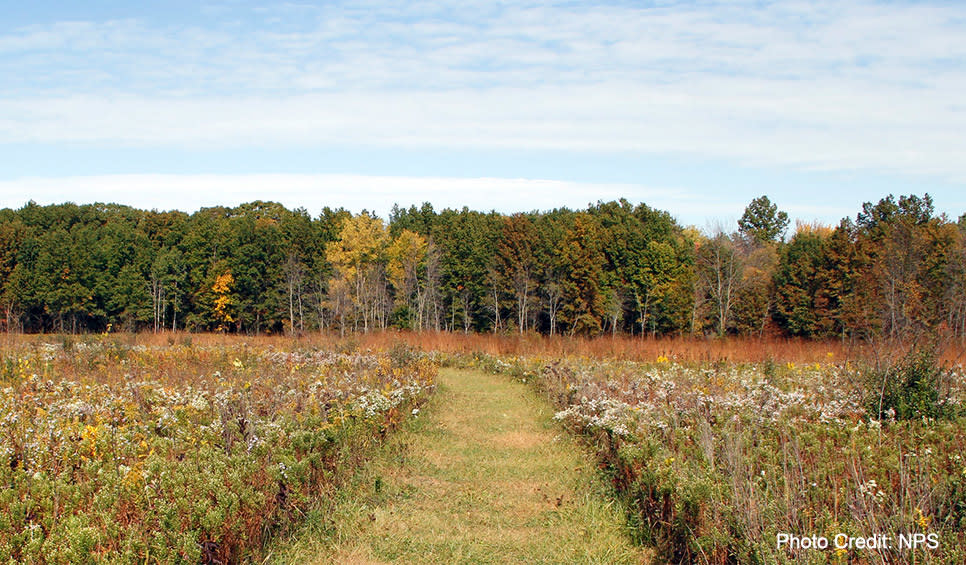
[3,329,964,365]
[362,330,966,365]
[492,430,544,449]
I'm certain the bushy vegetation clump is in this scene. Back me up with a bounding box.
[866,349,961,421]
[0,338,436,563]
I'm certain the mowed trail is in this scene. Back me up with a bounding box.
[276,368,646,564]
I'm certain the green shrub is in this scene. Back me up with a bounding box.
[865,349,956,421]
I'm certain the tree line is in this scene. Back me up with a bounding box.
[0,194,963,340]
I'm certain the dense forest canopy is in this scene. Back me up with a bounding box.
[1,195,963,340]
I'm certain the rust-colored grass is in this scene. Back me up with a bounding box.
[343,330,966,365]
[3,329,964,365]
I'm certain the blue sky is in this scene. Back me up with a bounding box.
[2,0,965,229]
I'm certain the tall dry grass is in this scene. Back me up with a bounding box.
[3,330,964,365]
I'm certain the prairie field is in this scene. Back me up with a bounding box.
[0,333,435,563]
[1,331,964,563]
[459,349,966,564]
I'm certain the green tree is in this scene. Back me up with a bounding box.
[558,213,606,335]
[431,208,502,333]
[493,214,539,334]
[632,203,694,336]
[773,224,831,336]
[591,200,639,336]
[533,209,572,336]
[0,212,27,331]
[738,195,790,243]
[641,238,694,335]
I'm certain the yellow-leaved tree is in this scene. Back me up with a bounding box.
[325,213,389,334]
[212,271,235,332]
[387,229,427,329]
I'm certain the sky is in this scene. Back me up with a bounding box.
[1,0,965,229]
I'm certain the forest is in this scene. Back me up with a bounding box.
[0,193,964,340]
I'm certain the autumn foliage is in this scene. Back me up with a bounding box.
[1,194,964,345]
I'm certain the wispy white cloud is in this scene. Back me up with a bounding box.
[1,1,965,183]
[4,79,962,182]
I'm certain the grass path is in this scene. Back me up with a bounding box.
[273,368,646,564]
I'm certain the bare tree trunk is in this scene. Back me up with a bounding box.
[461,291,472,333]
[546,283,561,337]
[297,278,304,332]
[288,277,295,335]
[171,280,178,332]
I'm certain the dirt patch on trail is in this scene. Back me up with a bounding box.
[491,430,544,449]
[323,549,389,565]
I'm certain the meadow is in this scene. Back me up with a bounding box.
[460,348,966,564]
[0,334,436,563]
[2,331,965,563]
